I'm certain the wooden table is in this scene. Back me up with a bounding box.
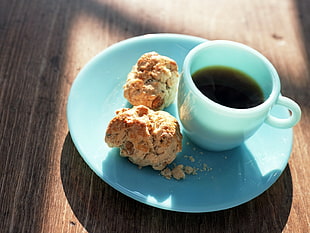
[1,0,309,232]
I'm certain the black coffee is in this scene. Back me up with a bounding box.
[192,66,264,109]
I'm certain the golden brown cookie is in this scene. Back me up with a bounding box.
[105,105,182,170]
[123,52,179,110]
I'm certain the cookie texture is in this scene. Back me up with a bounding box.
[123,52,179,110]
[105,105,182,170]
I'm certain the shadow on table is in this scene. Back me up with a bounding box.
[60,133,292,233]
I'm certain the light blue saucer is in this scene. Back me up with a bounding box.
[67,34,293,212]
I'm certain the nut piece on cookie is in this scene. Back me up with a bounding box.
[123,52,179,110]
[105,105,182,170]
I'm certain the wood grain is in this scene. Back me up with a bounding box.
[0,0,309,232]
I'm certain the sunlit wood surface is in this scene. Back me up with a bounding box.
[0,0,309,232]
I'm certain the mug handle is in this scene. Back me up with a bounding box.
[265,95,301,129]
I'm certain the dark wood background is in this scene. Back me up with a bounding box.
[0,0,309,232]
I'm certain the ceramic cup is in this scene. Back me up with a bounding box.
[177,40,301,151]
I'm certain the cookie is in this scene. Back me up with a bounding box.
[105,105,182,170]
[123,52,179,110]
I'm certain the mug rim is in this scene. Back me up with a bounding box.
[182,40,281,115]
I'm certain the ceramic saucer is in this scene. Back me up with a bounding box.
[67,34,292,212]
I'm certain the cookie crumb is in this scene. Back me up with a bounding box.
[161,164,199,180]
[160,167,172,179]
[184,155,195,162]
[184,165,194,174]
[184,165,198,175]
[201,163,212,172]
[171,165,185,180]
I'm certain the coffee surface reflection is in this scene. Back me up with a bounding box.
[192,66,264,109]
